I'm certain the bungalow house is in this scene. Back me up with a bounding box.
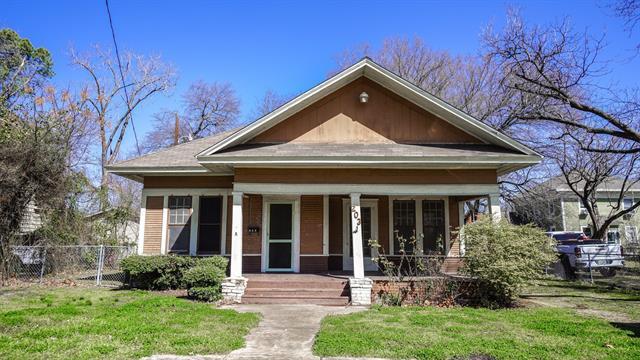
[107,58,541,305]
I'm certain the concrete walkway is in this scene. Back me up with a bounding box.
[145,304,388,360]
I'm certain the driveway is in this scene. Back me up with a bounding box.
[145,304,388,360]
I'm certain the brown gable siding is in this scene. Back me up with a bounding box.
[235,168,497,185]
[143,196,164,254]
[249,77,482,145]
[144,176,233,188]
[300,195,323,254]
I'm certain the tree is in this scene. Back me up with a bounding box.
[0,28,53,114]
[548,135,640,239]
[612,0,640,50]
[484,11,640,154]
[142,81,239,154]
[71,46,175,202]
[250,89,290,119]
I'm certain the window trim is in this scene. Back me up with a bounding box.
[139,188,231,256]
[167,195,193,254]
[623,197,634,211]
[388,196,450,255]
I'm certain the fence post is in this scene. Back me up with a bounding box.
[588,253,593,284]
[39,247,47,283]
[96,245,105,286]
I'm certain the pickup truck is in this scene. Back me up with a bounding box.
[547,231,625,278]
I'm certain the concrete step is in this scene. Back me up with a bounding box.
[242,295,349,306]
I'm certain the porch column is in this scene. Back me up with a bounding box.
[488,193,502,222]
[350,193,365,279]
[230,191,244,278]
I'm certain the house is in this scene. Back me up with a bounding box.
[540,177,640,246]
[107,58,541,304]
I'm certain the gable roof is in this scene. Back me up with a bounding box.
[106,129,237,180]
[196,58,540,158]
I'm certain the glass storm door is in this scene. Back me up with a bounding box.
[266,202,294,271]
[343,200,378,272]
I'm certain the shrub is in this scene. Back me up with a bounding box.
[121,255,197,290]
[461,217,556,307]
[188,286,222,302]
[182,263,226,288]
[121,255,229,291]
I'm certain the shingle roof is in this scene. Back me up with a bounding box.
[106,129,238,170]
[212,143,524,159]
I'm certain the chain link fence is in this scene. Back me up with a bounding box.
[6,245,136,287]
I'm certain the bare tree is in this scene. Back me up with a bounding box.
[612,0,640,50]
[71,46,175,201]
[484,12,640,154]
[250,89,290,119]
[548,134,640,239]
[141,81,239,154]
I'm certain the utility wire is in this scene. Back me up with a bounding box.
[105,0,142,156]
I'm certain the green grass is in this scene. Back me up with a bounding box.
[314,305,640,359]
[523,279,640,321]
[0,287,259,360]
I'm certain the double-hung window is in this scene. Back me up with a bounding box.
[168,196,192,253]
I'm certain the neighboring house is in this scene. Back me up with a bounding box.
[85,210,140,246]
[544,177,640,247]
[107,58,541,304]
[18,198,42,235]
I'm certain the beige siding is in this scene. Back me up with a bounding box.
[143,196,164,254]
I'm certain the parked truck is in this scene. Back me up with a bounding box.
[547,231,625,278]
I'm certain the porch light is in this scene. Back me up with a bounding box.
[359,91,369,103]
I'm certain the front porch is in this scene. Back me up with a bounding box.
[224,183,502,304]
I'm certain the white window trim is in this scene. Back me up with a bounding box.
[625,225,638,243]
[388,196,450,255]
[139,188,231,256]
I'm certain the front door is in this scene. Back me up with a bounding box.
[343,200,379,272]
[266,202,294,271]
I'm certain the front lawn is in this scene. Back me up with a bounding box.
[0,287,259,359]
[314,305,640,359]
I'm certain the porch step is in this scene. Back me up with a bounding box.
[243,275,350,306]
[246,280,347,289]
[242,295,349,306]
[244,288,348,297]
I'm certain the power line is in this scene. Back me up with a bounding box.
[105,0,141,156]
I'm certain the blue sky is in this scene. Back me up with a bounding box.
[3,0,639,155]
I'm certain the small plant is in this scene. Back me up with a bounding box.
[182,262,226,288]
[187,286,222,302]
[461,217,557,307]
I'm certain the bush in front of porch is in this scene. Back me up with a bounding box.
[121,255,228,301]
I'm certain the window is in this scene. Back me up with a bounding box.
[623,197,634,210]
[168,196,192,253]
[393,200,416,254]
[578,199,587,212]
[581,225,592,238]
[625,226,638,244]
[607,226,620,243]
[422,200,445,254]
[198,196,222,254]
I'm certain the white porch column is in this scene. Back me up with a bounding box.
[488,193,502,222]
[137,195,147,255]
[230,191,244,278]
[189,195,200,256]
[350,193,365,279]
